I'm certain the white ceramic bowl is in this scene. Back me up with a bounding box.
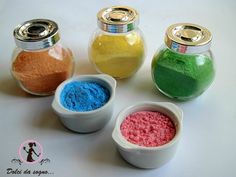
[112,102,183,169]
[52,74,116,133]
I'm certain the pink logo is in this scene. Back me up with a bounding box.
[18,140,43,164]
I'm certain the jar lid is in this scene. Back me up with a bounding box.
[165,23,212,54]
[97,6,139,33]
[13,19,60,50]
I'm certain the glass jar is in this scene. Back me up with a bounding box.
[11,19,74,96]
[151,23,215,100]
[88,6,145,79]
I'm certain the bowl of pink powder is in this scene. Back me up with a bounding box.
[112,102,183,169]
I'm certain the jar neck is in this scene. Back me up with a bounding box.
[97,27,140,36]
[163,43,211,55]
[16,41,62,52]
[164,42,211,55]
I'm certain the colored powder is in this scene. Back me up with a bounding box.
[120,111,176,147]
[60,81,110,112]
[12,45,74,95]
[89,31,145,79]
[152,48,215,100]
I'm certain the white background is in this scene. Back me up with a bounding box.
[0,0,236,177]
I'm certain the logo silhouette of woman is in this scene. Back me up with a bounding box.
[23,142,41,162]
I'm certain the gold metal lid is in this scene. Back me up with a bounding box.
[165,23,212,53]
[14,19,60,50]
[97,6,139,33]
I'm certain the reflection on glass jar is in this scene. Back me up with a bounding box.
[89,6,145,79]
[11,19,74,96]
[151,23,215,100]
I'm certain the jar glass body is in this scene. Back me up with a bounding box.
[11,42,74,96]
[88,28,145,79]
[151,44,215,100]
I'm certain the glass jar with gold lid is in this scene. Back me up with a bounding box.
[151,23,215,100]
[88,6,146,79]
[11,19,74,96]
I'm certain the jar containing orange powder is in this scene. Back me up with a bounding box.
[11,19,74,96]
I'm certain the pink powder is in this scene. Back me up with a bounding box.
[120,111,176,147]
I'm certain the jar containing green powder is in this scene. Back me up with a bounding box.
[151,23,215,100]
[88,6,145,79]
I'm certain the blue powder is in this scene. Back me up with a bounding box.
[60,81,110,112]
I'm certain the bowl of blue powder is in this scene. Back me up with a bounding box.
[52,74,116,133]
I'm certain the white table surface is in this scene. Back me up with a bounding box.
[0,0,236,177]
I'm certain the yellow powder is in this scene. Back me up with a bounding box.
[12,45,74,95]
[89,31,145,79]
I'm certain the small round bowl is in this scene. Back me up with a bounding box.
[112,102,183,169]
[52,74,116,133]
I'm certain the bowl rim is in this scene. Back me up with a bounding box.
[112,101,183,151]
[52,74,116,116]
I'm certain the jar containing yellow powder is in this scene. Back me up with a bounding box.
[88,6,146,79]
[11,19,74,96]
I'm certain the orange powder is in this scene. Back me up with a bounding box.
[11,46,74,95]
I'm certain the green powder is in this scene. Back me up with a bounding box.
[151,48,215,100]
